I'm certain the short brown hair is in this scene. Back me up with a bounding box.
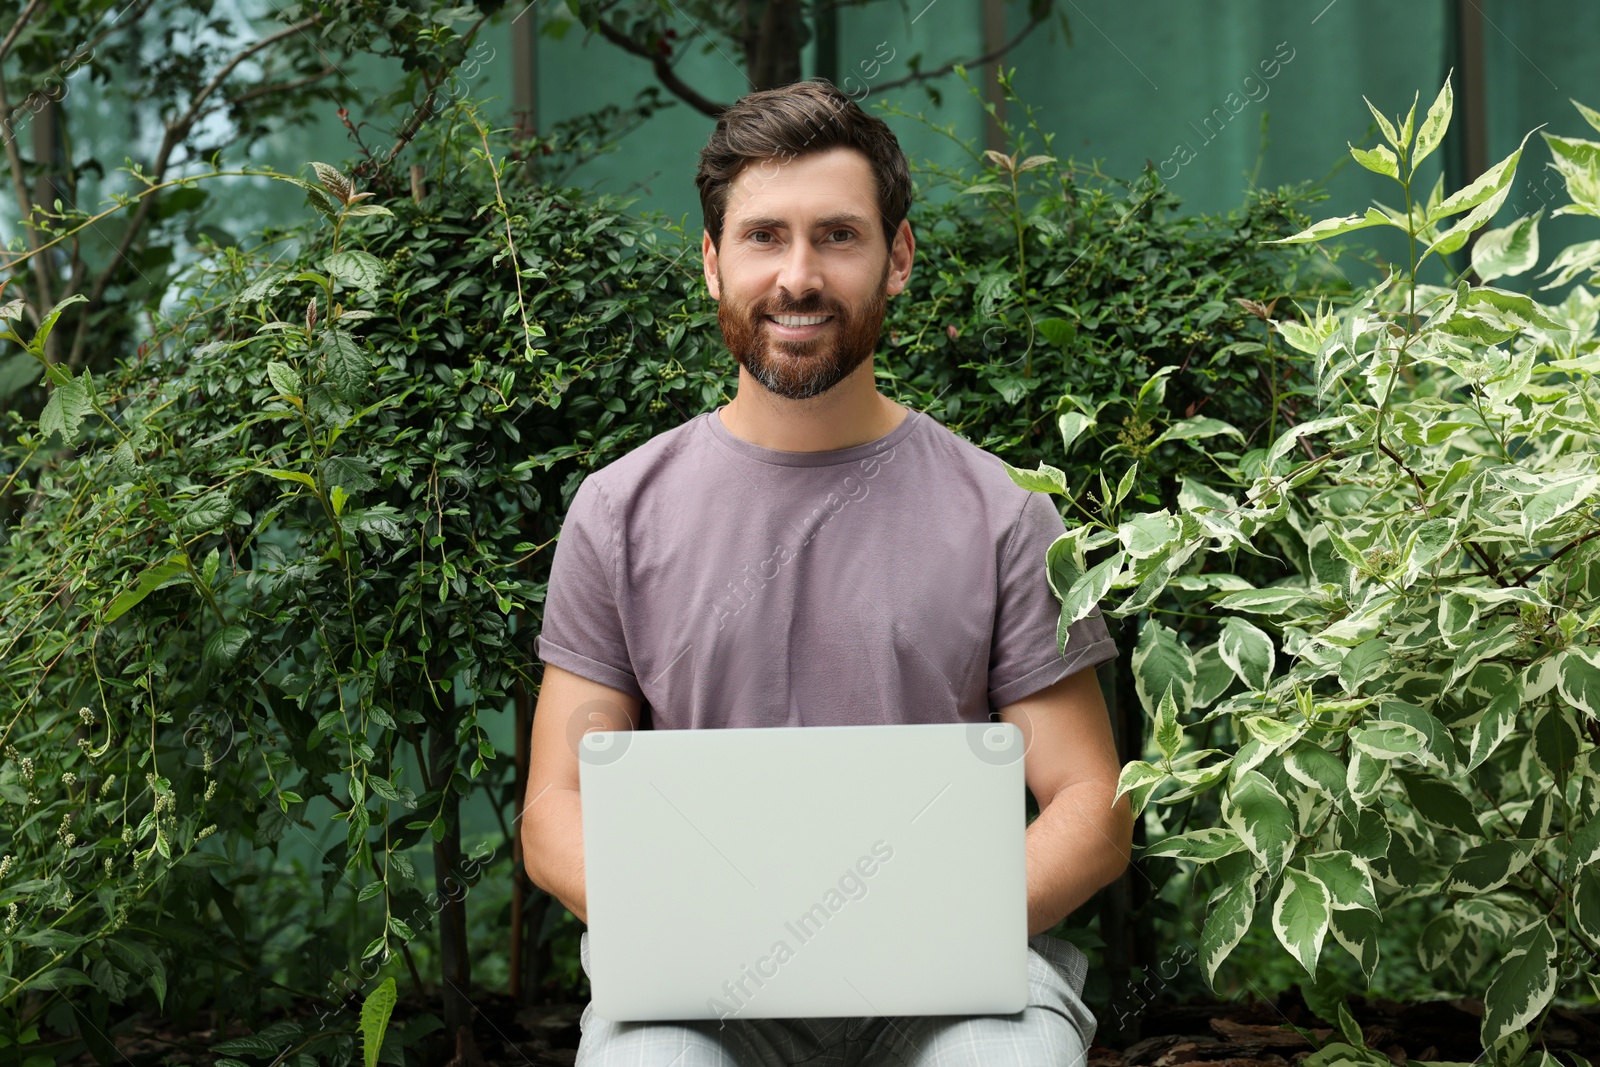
[696,80,912,251]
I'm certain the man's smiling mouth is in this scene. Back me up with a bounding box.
[767,314,832,327]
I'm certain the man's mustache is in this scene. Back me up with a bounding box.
[750,295,846,318]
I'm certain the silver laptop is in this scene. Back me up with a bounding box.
[577,721,1029,1022]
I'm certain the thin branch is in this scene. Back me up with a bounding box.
[169,16,319,142]
[1516,526,1600,588]
[374,12,490,167]
[199,63,338,119]
[868,14,1046,96]
[593,18,729,117]
[65,16,319,367]
[0,66,52,323]
[0,0,42,65]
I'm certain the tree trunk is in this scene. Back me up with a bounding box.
[1097,621,1149,1044]
[429,728,479,1057]
[745,0,804,90]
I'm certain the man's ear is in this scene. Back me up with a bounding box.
[702,230,721,300]
[885,219,915,297]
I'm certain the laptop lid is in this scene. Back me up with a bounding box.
[577,721,1029,1022]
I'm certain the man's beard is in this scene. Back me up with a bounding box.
[716,263,889,401]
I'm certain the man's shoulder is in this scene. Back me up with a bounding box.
[583,411,714,498]
[913,413,1047,505]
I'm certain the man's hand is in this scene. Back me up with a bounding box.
[520,664,641,926]
[998,665,1133,936]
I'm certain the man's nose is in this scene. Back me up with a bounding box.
[774,238,824,299]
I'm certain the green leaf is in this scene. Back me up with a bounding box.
[1376,701,1458,772]
[104,553,190,624]
[1303,850,1378,913]
[1154,416,1244,446]
[1057,411,1094,452]
[1269,208,1393,245]
[1522,476,1600,544]
[178,490,233,533]
[32,967,94,990]
[1395,769,1483,836]
[1273,868,1331,975]
[321,455,377,493]
[1557,646,1600,718]
[1567,813,1600,869]
[1349,143,1399,178]
[1573,864,1600,943]
[202,623,251,677]
[1438,591,1478,648]
[1468,684,1520,771]
[1224,771,1295,882]
[1143,827,1244,863]
[1464,286,1564,330]
[1412,77,1453,168]
[263,468,318,490]
[1132,620,1195,717]
[1285,744,1346,802]
[1418,911,1463,971]
[360,976,398,1067]
[1435,133,1530,218]
[1153,685,1182,764]
[25,293,88,356]
[321,329,370,403]
[1470,211,1541,282]
[1531,704,1581,781]
[1337,639,1389,695]
[1035,317,1077,348]
[1330,907,1381,981]
[1003,460,1068,494]
[322,250,387,292]
[1216,587,1312,615]
[1349,721,1426,762]
[1112,760,1165,816]
[1363,96,1401,151]
[1337,808,1391,861]
[1044,532,1085,602]
[38,368,94,445]
[1447,840,1534,894]
[1346,748,1390,808]
[1218,617,1273,691]
[1481,920,1557,1048]
[1425,133,1533,258]
[311,161,354,200]
[266,360,302,398]
[1199,873,1259,987]
[1058,551,1124,635]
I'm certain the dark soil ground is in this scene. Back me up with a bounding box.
[51,987,1600,1065]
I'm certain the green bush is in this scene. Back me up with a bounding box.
[0,82,1330,1057]
[1018,80,1600,1063]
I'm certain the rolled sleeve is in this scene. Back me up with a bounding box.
[987,491,1118,709]
[533,476,642,696]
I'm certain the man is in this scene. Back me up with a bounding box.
[522,79,1131,1066]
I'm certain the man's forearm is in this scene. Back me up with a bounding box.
[522,788,588,924]
[1024,777,1133,936]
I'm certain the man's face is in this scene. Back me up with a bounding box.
[702,147,913,401]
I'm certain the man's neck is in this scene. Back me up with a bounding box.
[717,375,908,453]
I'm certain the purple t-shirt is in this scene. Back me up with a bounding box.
[534,406,1118,730]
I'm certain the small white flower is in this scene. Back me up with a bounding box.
[197,824,217,840]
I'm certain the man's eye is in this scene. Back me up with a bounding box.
[750,231,774,243]
[828,230,853,242]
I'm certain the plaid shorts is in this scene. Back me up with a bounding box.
[573,930,1096,1066]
